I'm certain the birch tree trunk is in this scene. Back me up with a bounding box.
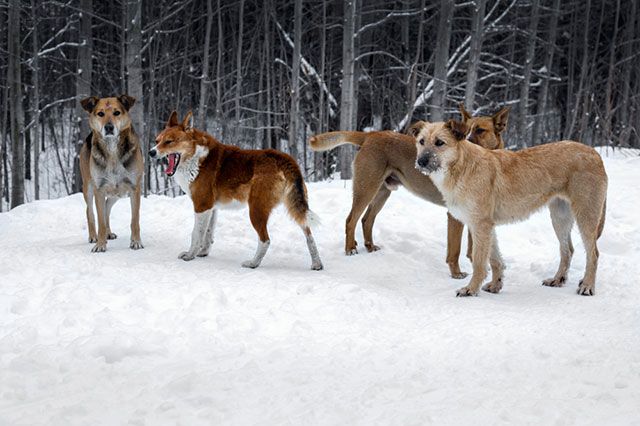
[197,0,213,130]
[430,0,454,121]
[464,0,486,111]
[517,0,540,148]
[126,0,145,193]
[9,0,24,208]
[288,0,302,162]
[74,0,92,194]
[339,0,356,179]
[531,0,560,146]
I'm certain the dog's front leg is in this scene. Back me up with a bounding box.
[179,208,214,261]
[481,231,505,294]
[197,209,217,257]
[456,222,492,297]
[129,186,144,249]
[92,191,108,253]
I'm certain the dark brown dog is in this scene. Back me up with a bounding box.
[310,104,509,278]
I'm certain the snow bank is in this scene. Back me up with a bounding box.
[1,149,639,425]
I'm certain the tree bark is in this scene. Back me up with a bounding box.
[235,0,245,129]
[464,0,486,111]
[74,0,92,194]
[516,0,540,148]
[197,0,214,130]
[339,0,357,179]
[9,0,25,208]
[288,0,303,162]
[430,0,454,122]
[618,0,637,146]
[604,0,621,146]
[126,0,145,194]
[31,0,41,199]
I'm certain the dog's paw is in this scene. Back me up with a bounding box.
[179,251,196,261]
[365,243,381,253]
[91,242,107,253]
[107,232,118,240]
[456,286,478,297]
[241,260,260,269]
[130,240,144,250]
[345,248,358,256]
[197,252,209,257]
[311,261,324,271]
[542,276,565,287]
[577,279,595,296]
[451,271,468,279]
[88,236,98,244]
[482,278,503,294]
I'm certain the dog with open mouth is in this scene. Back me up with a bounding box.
[412,119,607,297]
[150,111,323,270]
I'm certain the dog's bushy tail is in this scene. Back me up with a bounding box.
[309,131,368,152]
[273,153,313,227]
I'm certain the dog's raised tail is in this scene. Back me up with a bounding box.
[272,154,316,227]
[309,131,368,152]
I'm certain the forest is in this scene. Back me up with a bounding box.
[1,0,638,210]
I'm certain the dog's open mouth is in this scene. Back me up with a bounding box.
[165,153,181,176]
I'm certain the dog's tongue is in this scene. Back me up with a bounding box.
[166,153,178,176]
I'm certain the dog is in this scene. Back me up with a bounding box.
[79,95,144,252]
[309,104,509,279]
[413,119,607,297]
[150,111,323,270]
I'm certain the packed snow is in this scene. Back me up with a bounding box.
[1,148,639,425]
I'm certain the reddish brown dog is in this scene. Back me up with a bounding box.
[151,111,323,270]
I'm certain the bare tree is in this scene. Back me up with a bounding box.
[126,0,145,192]
[339,0,357,179]
[430,0,454,122]
[197,0,214,130]
[517,0,541,147]
[288,0,303,162]
[8,0,24,208]
[464,0,486,111]
[74,0,92,194]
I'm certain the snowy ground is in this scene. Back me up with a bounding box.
[1,148,639,425]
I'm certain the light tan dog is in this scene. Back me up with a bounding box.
[310,105,509,279]
[79,95,144,252]
[413,119,607,297]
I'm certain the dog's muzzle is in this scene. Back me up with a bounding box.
[415,152,440,174]
[104,122,115,136]
[149,148,157,158]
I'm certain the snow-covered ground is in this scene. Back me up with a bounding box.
[1,148,639,425]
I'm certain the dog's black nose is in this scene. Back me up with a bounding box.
[417,155,429,168]
[104,123,114,134]
[148,149,156,158]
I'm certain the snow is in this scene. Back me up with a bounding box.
[1,148,639,425]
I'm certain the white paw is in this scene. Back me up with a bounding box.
[130,240,144,250]
[179,251,196,261]
[345,248,358,256]
[456,286,478,297]
[311,262,324,271]
[482,278,503,293]
[107,232,118,240]
[542,276,566,287]
[577,280,595,296]
[451,271,468,280]
[242,260,260,269]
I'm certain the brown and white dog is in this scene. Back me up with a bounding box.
[150,111,323,270]
[309,105,509,278]
[79,95,144,252]
[413,120,607,297]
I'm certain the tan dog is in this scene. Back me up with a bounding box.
[413,120,607,297]
[79,95,144,252]
[150,111,323,270]
[309,105,509,279]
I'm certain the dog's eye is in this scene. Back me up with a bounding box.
[97,112,105,117]
[435,139,445,147]
[418,139,425,146]
[113,111,121,116]
[164,140,173,145]
[476,128,485,134]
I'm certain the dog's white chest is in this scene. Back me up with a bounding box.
[447,202,471,225]
[173,146,208,195]
[174,168,193,195]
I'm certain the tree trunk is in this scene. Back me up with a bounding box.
[235,0,245,131]
[404,0,426,131]
[339,0,356,179]
[9,0,25,208]
[603,0,621,146]
[288,0,303,162]
[74,0,92,194]
[531,0,560,146]
[31,0,41,199]
[565,0,591,140]
[430,0,454,122]
[516,0,540,148]
[197,0,214,130]
[464,0,486,111]
[314,0,327,180]
[126,0,145,194]
[618,0,637,147]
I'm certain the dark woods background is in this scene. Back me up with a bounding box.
[1,0,639,210]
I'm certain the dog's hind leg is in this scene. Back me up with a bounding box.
[482,231,505,293]
[361,186,392,253]
[180,208,214,261]
[573,191,606,296]
[105,197,118,240]
[129,186,144,249]
[446,213,467,279]
[301,225,323,270]
[197,209,217,257]
[243,205,271,269]
[83,183,97,243]
[543,198,574,287]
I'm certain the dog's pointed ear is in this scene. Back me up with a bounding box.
[459,102,472,123]
[117,94,136,111]
[445,119,468,141]
[80,96,99,113]
[407,121,427,138]
[166,111,179,128]
[493,106,510,134]
[182,111,194,131]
